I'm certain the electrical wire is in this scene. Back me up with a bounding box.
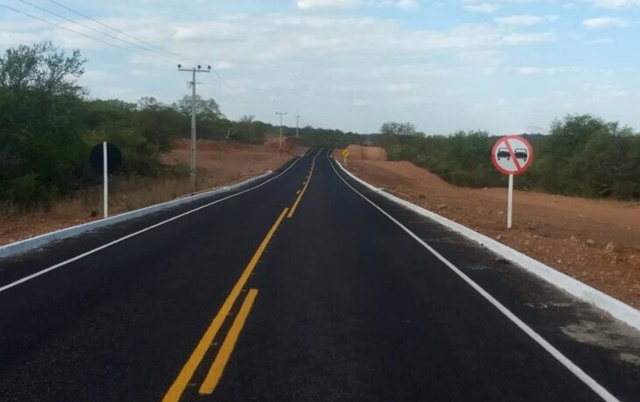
[3,1,250,108]
[45,0,185,61]
[41,0,249,105]
[18,0,180,63]
[0,2,168,63]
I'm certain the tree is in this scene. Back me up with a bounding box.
[0,42,88,206]
[380,122,416,136]
[173,95,224,122]
[233,115,266,144]
[134,97,184,154]
[0,41,85,96]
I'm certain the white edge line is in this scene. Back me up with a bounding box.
[328,158,620,402]
[0,157,303,294]
[332,158,640,332]
[0,171,263,259]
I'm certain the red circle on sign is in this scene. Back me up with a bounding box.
[491,135,533,175]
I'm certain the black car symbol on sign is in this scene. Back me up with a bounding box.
[497,147,510,160]
[514,148,528,161]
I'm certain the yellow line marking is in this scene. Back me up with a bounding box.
[288,159,315,218]
[296,190,301,195]
[162,209,289,402]
[199,289,259,395]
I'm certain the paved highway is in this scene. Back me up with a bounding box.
[1,149,639,401]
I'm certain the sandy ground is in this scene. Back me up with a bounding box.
[163,137,305,186]
[0,138,306,247]
[338,146,640,309]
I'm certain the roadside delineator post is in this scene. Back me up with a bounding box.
[491,135,534,229]
[103,142,108,218]
[90,142,123,219]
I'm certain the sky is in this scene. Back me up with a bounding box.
[1,0,639,134]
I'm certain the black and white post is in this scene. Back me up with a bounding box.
[103,141,108,218]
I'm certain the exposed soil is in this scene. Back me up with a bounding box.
[0,139,306,247]
[345,144,387,161]
[163,137,305,186]
[338,146,640,309]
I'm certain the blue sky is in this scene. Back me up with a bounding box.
[1,0,639,134]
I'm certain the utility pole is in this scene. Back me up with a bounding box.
[295,115,300,137]
[276,111,287,150]
[178,64,211,188]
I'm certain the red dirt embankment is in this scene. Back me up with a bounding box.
[164,138,306,185]
[345,145,387,161]
[336,146,640,308]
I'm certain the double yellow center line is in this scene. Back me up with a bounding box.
[162,208,289,402]
[288,157,316,218]
[163,156,317,401]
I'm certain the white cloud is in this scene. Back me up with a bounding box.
[591,37,614,44]
[4,1,636,134]
[396,0,420,10]
[296,0,419,9]
[463,3,499,13]
[516,67,559,75]
[583,17,629,29]
[386,83,414,91]
[584,83,628,98]
[594,0,640,7]
[296,0,362,9]
[501,32,556,45]
[495,15,557,26]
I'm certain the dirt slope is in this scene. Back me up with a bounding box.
[345,145,387,161]
[335,151,640,308]
[164,139,306,186]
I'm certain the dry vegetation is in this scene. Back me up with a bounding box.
[0,138,306,246]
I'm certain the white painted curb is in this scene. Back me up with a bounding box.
[336,161,640,331]
[0,171,273,259]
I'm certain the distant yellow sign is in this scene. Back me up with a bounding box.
[342,150,350,157]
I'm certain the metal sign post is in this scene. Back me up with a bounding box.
[491,135,534,229]
[507,174,514,229]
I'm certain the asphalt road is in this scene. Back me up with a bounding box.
[1,148,639,401]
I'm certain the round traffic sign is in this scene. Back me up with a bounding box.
[491,135,533,175]
[90,142,123,174]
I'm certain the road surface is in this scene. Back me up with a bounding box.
[1,149,639,401]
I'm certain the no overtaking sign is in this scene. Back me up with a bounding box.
[491,135,534,229]
[491,135,533,175]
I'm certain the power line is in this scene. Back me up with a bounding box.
[18,0,179,63]
[4,1,250,110]
[42,0,248,107]
[0,2,168,62]
[45,0,185,61]
[205,72,247,108]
